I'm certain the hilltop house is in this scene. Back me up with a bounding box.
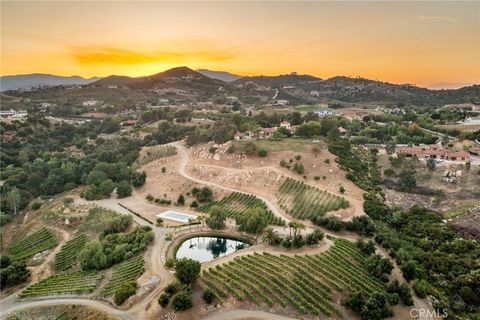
[396,145,470,163]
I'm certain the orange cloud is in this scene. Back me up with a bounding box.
[71,47,236,65]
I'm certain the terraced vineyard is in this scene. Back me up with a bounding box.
[77,208,121,235]
[132,145,177,170]
[8,228,57,261]
[54,234,88,271]
[100,256,145,297]
[276,177,349,220]
[198,192,285,226]
[19,271,104,298]
[201,238,384,317]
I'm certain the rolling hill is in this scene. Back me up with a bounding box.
[0,74,100,91]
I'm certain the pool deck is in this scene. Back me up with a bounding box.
[156,210,197,223]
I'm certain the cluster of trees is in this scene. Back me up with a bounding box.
[263,224,324,249]
[83,162,143,200]
[79,226,154,271]
[1,118,144,219]
[236,208,268,235]
[191,187,213,203]
[343,280,413,320]
[0,255,29,288]
[312,215,375,237]
[158,258,203,311]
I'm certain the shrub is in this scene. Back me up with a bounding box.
[146,194,154,201]
[132,171,146,187]
[339,185,345,193]
[165,257,176,269]
[190,200,199,208]
[177,194,185,205]
[383,168,395,177]
[158,292,170,307]
[161,167,166,173]
[172,290,193,311]
[295,155,301,160]
[156,217,163,226]
[164,281,181,296]
[279,159,288,168]
[257,149,268,157]
[293,162,304,174]
[203,288,216,304]
[313,176,320,181]
[324,159,330,164]
[412,279,431,298]
[31,202,42,210]
[113,281,136,305]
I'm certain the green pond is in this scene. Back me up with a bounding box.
[175,236,249,263]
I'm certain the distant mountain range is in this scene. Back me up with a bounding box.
[0,73,100,91]
[196,69,242,82]
[3,67,479,106]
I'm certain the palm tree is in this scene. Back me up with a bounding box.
[288,220,306,238]
[263,227,279,245]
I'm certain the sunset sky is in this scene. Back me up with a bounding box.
[1,1,479,87]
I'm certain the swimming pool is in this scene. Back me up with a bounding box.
[156,210,197,223]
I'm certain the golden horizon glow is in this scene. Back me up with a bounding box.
[1,1,479,86]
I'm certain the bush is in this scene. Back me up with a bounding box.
[177,194,185,205]
[295,155,301,160]
[164,281,181,296]
[132,171,147,187]
[175,258,201,285]
[339,185,345,193]
[412,279,431,298]
[324,159,330,164]
[257,149,268,157]
[158,292,170,307]
[31,202,42,210]
[146,194,154,201]
[113,281,136,305]
[190,200,199,208]
[203,288,216,304]
[172,290,193,311]
[165,257,176,269]
[293,162,304,174]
